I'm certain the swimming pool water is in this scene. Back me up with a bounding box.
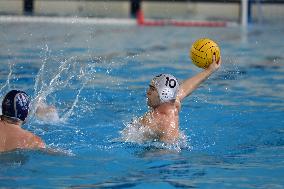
[0,21,284,188]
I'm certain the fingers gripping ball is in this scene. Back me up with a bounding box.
[190,38,221,68]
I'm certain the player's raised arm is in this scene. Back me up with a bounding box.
[177,38,222,102]
[177,54,222,102]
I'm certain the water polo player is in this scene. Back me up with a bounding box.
[0,90,45,152]
[137,55,222,143]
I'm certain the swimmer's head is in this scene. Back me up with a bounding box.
[148,74,179,106]
[1,90,30,122]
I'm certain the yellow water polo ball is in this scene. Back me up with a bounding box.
[190,38,221,69]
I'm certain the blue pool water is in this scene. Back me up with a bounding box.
[0,21,284,188]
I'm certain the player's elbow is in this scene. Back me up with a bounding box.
[36,138,46,149]
[30,136,46,149]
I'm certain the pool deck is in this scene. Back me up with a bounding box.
[0,0,283,22]
[0,15,136,25]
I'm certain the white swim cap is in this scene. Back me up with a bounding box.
[151,74,179,103]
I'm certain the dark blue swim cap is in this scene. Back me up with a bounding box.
[2,90,30,122]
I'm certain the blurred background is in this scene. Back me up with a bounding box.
[0,0,283,24]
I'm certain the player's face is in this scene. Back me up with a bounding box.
[146,84,160,108]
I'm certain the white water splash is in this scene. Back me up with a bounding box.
[60,80,86,122]
[120,117,191,152]
[29,46,97,124]
[0,60,14,95]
